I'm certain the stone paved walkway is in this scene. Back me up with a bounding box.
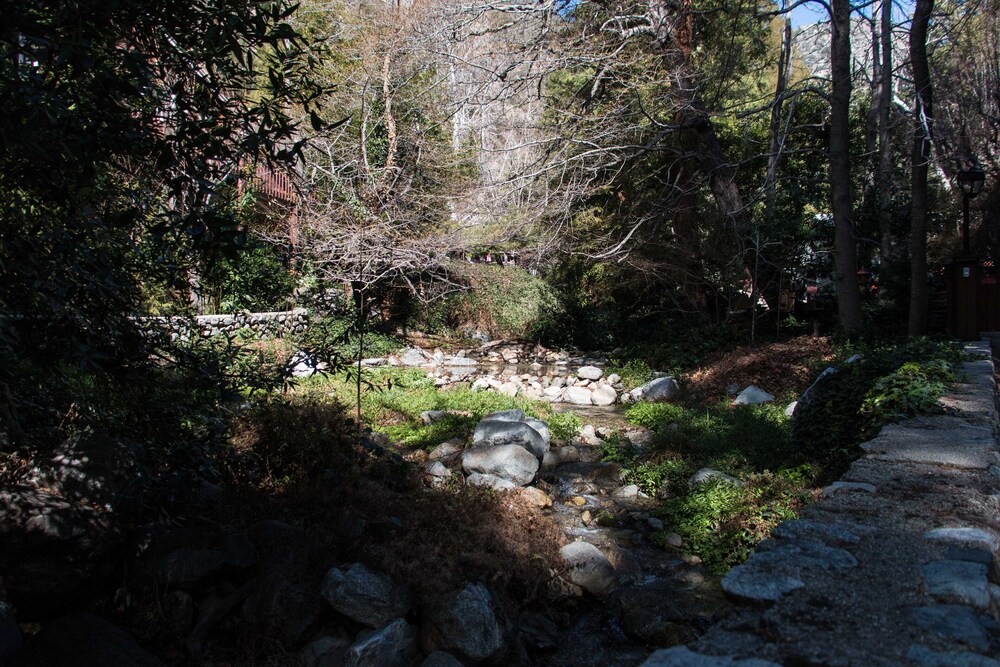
[643,341,1000,667]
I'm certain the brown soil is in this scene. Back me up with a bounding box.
[683,335,834,404]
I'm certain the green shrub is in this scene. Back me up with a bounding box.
[606,358,654,391]
[861,359,953,424]
[547,411,582,443]
[444,265,567,342]
[659,466,814,574]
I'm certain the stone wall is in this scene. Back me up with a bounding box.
[140,308,309,340]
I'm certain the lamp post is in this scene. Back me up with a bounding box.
[958,163,985,254]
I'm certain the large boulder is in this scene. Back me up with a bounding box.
[462,445,540,486]
[481,409,526,422]
[16,613,163,666]
[591,384,617,406]
[632,377,680,403]
[466,473,518,491]
[421,583,506,664]
[321,563,412,628]
[577,366,604,381]
[560,542,616,598]
[400,348,430,366]
[0,486,123,616]
[346,618,417,667]
[564,386,594,405]
[472,421,548,460]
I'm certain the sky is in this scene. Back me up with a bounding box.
[788,0,916,29]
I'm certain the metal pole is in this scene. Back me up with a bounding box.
[963,192,971,255]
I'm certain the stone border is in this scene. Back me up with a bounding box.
[138,308,309,340]
[643,340,1000,666]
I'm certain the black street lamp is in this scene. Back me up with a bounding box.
[959,163,986,254]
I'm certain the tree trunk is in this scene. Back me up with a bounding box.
[878,0,894,259]
[907,0,935,335]
[829,0,863,331]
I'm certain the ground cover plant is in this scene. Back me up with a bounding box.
[600,335,963,574]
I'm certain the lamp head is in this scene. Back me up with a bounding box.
[959,163,986,198]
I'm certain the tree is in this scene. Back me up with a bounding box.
[0,0,323,368]
[828,0,864,331]
[907,0,935,335]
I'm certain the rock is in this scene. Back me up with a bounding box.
[0,487,123,615]
[542,446,582,469]
[614,484,644,499]
[721,566,804,603]
[564,386,594,405]
[524,418,551,445]
[156,532,256,589]
[400,348,429,366]
[908,605,997,652]
[421,410,449,425]
[581,510,593,525]
[732,386,775,405]
[242,569,321,642]
[0,603,22,664]
[771,519,862,546]
[517,486,553,508]
[906,644,1000,667]
[623,427,654,449]
[422,651,466,667]
[641,647,781,666]
[591,384,618,406]
[921,560,991,608]
[665,532,683,548]
[549,462,624,495]
[820,481,877,497]
[466,472,518,490]
[617,576,727,648]
[689,468,744,488]
[577,365,604,380]
[429,440,464,461]
[471,378,490,391]
[321,563,412,628]
[647,517,664,531]
[290,350,324,377]
[425,461,451,478]
[925,527,999,552]
[421,583,506,664]
[444,356,478,367]
[17,612,163,666]
[346,618,417,667]
[560,541,616,598]
[300,636,350,667]
[784,401,797,417]
[633,377,680,402]
[472,420,549,460]
[607,373,621,385]
[499,382,518,397]
[462,445,540,486]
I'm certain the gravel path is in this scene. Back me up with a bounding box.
[643,340,1000,666]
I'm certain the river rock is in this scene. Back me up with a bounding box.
[564,386,594,405]
[633,377,680,402]
[578,365,604,380]
[561,541,616,597]
[524,418,552,445]
[472,420,548,460]
[732,386,775,405]
[290,350,323,376]
[591,384,617,406]
[346,618,417,667]
[400,348,429,366]
[689,468,744,488]
[1,486,123,615]
[321,563,412,628]
[429,440,463,461]
[421,583,506,664]
[466,472,518,490]
[300,636,350,667]
[462,445,540,486]
[17,612,163,666]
